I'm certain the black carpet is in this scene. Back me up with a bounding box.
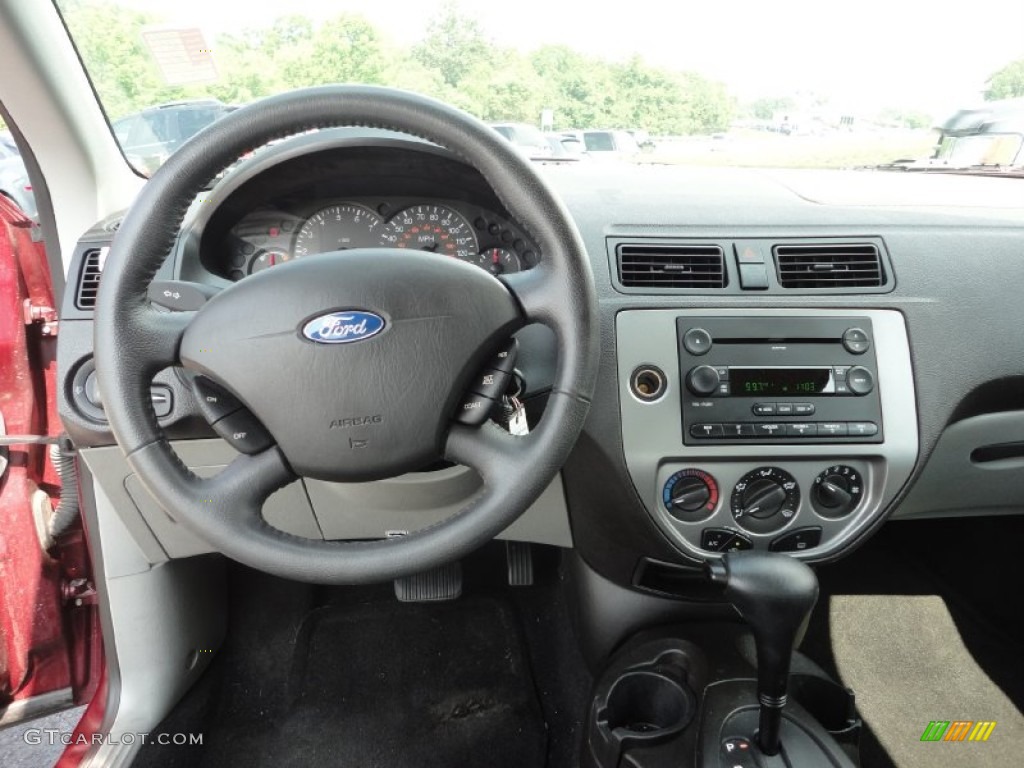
[134,546,591,768]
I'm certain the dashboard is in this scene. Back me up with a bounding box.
[56,132,1024,595]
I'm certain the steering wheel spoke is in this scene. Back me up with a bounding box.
[500,263,557,324]
[444,421,527,490]
[134,306,193,370]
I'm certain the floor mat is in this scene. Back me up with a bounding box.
[197,596,547,768]
[828,594,1022,768]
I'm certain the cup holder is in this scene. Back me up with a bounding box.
[591,659,696,767]
[603,670,691,734]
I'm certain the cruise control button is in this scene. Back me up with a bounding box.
[455,393,496,426]
[848,421,879,437]
[690,423,724,438]
[793,403,815,415]
[723,423,757,438]
[489,338,519,374]
[787,423,818,437]
[753,403,776,416]
[469,368,510,400]
[818,422,848,437]
[192,376,244,423]
[771,527,823,552]
[212,409,273,454]
[754,423,786,438]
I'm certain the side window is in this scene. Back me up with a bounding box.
[584,132,614,152]
[175,108,221,143]
[112,117,135,145]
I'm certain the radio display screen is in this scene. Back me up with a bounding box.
[731,368,832,396]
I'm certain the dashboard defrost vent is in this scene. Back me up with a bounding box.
[75,248,106,310]
[774,243,885,289]
[617,244,726,289]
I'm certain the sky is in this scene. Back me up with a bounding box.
[115,0,1024,118]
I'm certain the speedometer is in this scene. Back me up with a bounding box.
[380,205,478,261]
[294,204,383,257]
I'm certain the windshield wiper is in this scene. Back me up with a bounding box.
[857,163,1024,178]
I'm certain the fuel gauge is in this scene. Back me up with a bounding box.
[475,247,522,275]
[249,249,292,274]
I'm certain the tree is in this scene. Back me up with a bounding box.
[749,97,796,120]
[986,59,1024,100]
[411,1,490,89]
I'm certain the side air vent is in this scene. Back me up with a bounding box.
[75,248,106,310]
[774,243,885,289]
[617,244,726,289]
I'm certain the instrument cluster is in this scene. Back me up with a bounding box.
[222,198,538,280]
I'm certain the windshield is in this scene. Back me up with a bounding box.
[54,0,1024,174]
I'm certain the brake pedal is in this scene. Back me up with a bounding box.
[506,541,534,586]
[394,561,462,602]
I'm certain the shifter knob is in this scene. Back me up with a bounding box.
[708,551,818,756]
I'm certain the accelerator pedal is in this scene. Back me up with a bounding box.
[394,561,463,602]
[506,542,534,586]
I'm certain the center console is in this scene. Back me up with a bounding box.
[616,309,918,562]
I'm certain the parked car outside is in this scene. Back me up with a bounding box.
[489,122,555,158]
[0,131,37,219]
[111,99,237,175]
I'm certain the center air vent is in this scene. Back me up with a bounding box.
[75,248,106,310]
[774,243,885,289]
[617,244,726,289]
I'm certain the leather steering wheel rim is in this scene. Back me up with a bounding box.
[94,85,599,584]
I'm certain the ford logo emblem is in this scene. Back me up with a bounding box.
[302,311,386,344]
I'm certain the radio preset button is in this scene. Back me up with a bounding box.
[682,327,713,355]
[793,403,815,415]
[723,423,757,438]
[848,421,879,437]
[842,327,871,354]
[818,422,849,437]
[787,423,818,437]
[753,403,776,416]
[754,423,786,438]
[847,366,875,396]
[690,423,723,438]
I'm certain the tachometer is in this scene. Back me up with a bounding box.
[380,204,478,261]
[294,204,383,257]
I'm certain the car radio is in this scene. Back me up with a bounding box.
[677,316,883,444]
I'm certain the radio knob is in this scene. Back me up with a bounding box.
[687,365,721,396]
[846,366,874,396]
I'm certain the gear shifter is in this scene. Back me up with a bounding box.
[707,551,819,756]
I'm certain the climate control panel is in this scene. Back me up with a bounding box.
[657,459,875,556]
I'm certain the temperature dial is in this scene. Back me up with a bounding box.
[812,465,864,519]
[731,467,800,534]
[662,469,719,523]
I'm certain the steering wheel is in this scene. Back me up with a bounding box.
[94,86,598,584]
